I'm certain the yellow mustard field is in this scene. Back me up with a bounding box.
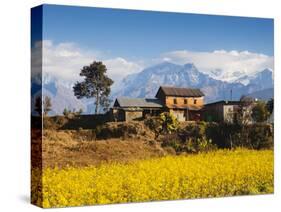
[34,149,273,208]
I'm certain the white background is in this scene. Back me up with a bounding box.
[0,0,280,211]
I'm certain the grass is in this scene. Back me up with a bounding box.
[32,149,273,208]
[40,129,166,168]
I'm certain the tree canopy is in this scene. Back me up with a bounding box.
[73,61,114,114]
[235,95,255,125]
[251,101,270,122]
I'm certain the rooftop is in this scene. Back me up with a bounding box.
[156,86,204,97]
[204,100,240,106]
[113,98,163,108]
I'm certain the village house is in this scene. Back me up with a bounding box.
[203,100,240,123]
[112,86,205,122]
[155,86,204,121]
[111,98,163,122]
[203,98,267,123]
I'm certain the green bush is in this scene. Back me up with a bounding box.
[161,124,216,154]
[185,137,217,153]
[205,122,242,148]
[162,121,273,153]
[160,112,179,134]
[179,122,217,153]
[251,101,270,122]
[161,134,183,153]
[248,123,273,149]
[144,116,162,138]
[205,122,273,150]
[180,122,207,139]
[144,112,179,138]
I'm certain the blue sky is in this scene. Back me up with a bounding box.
[31,4,274,84]
[41,4,274,58]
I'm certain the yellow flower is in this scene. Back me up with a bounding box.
[32,149,273,208]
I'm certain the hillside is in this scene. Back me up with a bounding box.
[39,128,168,168]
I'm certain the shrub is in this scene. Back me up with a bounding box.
[144,116,162,138]
[205,122,273,150]
[95,122,152,140]
[160,112,179,134]
[180,122,207,140]
[248,123,273,149]
[185,137,217,153]
[162,121,273,152]
[144,112,179,138]
[251,101,270,122]
[205,122,241,148]
[161,127,216,154]
[161,133,183,153]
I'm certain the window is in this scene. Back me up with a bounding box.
[173,98,177,104]
[194,99,197,104]
[184,99,188,104]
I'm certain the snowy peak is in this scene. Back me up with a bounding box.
[112,62,273,104]
[183,63,197,70]
[112,62,210,98]
[113,62,223,101]
[234,68,273,87]
[201,64,273,85]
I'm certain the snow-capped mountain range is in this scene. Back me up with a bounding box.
[31,62,273,115]
[112,62,273,102]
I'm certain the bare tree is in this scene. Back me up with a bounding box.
[43,96,52,116]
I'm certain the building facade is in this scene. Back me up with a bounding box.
[155,86,204,121]
[203,101,240,123]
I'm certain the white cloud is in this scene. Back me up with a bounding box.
[32,40,143,84]
[104,57,142,82]
[162,49,274,82]
[42,40,94,82]
[32,40,274,85]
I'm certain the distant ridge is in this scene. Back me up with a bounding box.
[246,88,273,100]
